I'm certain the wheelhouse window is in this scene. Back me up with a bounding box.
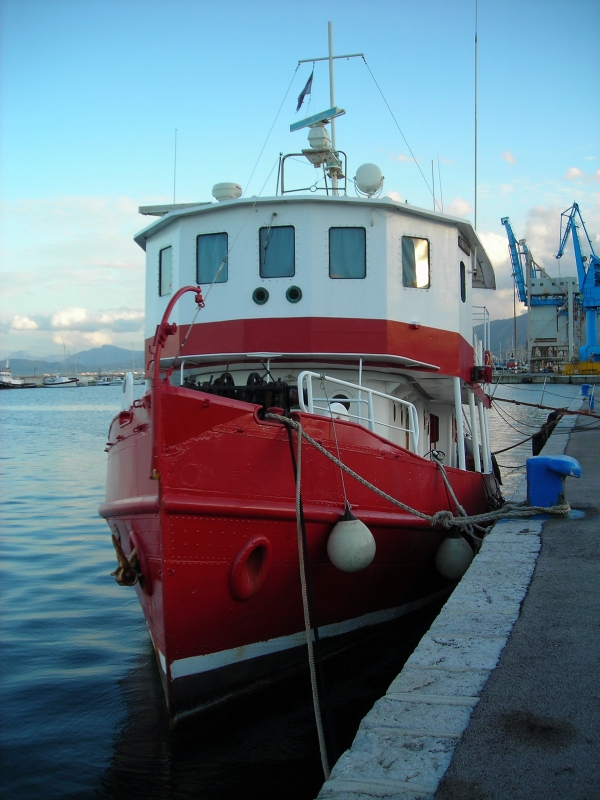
[197,232,228,284]
[159,246,172,296]
[329,227,366,279]
[259,226,295,278]
[402,236,430,288]
[460,261,467,303]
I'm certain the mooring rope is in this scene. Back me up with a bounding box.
[265,414,570,530]
[430,452,481,544]
[292,412,330,780]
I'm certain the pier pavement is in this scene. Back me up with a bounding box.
[318,398,599,800]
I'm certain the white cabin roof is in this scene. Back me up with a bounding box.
[134,194,495,290]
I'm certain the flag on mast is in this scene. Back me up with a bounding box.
[296,70,314,112]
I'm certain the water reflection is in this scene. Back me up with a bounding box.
[98,605,444,800]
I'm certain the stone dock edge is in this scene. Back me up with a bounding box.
[316,397,584,800]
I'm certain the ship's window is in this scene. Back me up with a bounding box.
[197,232,228,284]
[259,226,295,278]
[460,261,466,303]
[402,236,430,288]
[159,246,172,296]
[329,227,366,279]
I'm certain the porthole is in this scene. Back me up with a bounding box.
[286,285,302,303]
[332,394,350,411]
[252,287,269,305]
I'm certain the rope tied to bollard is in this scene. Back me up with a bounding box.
[264,414,571,533]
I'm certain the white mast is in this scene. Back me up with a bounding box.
[297,23,363,196]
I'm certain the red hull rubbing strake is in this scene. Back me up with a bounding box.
[100,383,499,719]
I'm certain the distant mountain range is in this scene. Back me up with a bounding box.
[4,345,145,376]
[475,313,528,356]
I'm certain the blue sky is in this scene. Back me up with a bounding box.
[1,0,598,357]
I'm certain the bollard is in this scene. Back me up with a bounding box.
[581,383,595,410]
[526,455,582,507]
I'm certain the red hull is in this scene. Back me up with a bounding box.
[101,383,499,720]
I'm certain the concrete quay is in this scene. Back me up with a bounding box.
[318,397,599,799]
[493,373,600,385]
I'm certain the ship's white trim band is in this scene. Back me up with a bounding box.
[170,590,449,680]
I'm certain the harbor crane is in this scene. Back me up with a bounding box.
[556,203,600,363]
[501,217,563,307]
[501,216,582,372]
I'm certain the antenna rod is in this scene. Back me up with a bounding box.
[328,21,339,194]
[431,160,435,211]
[328,22,336,150]
[173,129,178,204]
[474,0,478,230]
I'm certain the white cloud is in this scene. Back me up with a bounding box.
[501,150,516,165]
[445,197,472,218]
[391,153,415,163]
[11,315,39,330]
[563,167,600,183]
[11,306,143,333]
[51,307,89,329]
[564,167,583,181]
[385,190,403,202]
[51,332,77,347]
[82,331,114,347]
[478,231,510,276]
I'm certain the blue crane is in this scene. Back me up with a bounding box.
[501,217,562,306]
[556,203,600,362]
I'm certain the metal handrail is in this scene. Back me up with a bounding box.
[472,305,490,357]
[297,370,419,453]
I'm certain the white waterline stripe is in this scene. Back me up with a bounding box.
[170,590,449,680]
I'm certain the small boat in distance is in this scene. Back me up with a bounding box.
[43,374,79,387]
[0,361,36,389]
[95,375,125,386]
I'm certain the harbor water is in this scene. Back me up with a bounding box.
[0,382,582,799]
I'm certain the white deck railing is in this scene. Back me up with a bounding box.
[297,370,420,454]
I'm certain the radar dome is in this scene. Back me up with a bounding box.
[212,182,242,202]
[355,163,383,196]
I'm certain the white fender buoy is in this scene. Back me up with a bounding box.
[435,535,474,580]
[327,506,376,573]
